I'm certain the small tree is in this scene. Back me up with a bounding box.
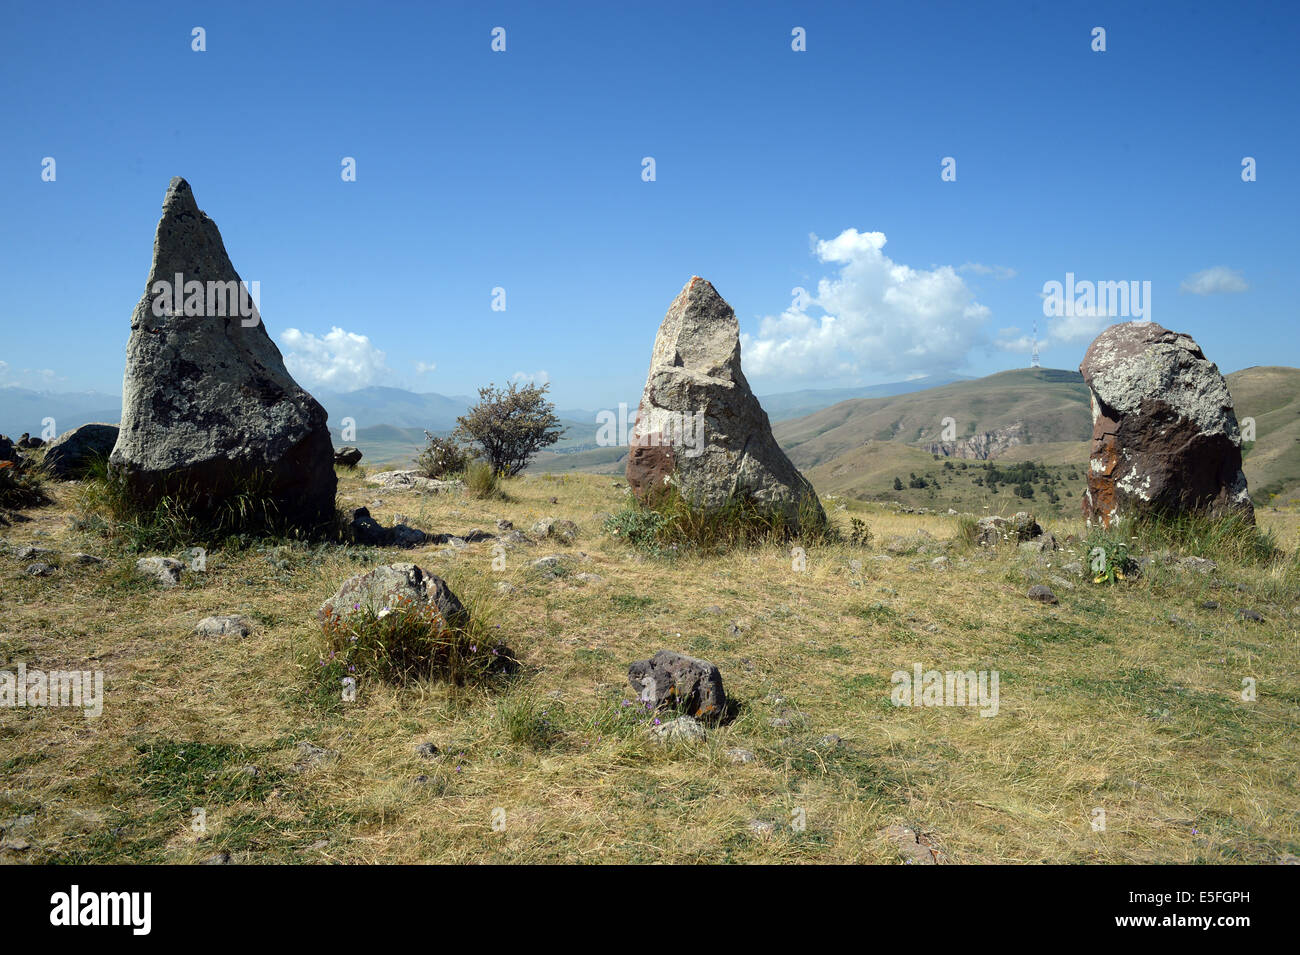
[453,381,563,477]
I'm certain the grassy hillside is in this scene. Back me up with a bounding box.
[2,470,1297,863]
[773,368,1093,471]
[775,365,1300,509]
[1226,366,1300,506]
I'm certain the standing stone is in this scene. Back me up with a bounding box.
[1079,322,1253,527]
[42,424,119,479]
[628,649,728,723]
[109,178,336,528]
[627,277,825,530]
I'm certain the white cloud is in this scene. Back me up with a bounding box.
[1040,300,1113,344]
[1180,266,1248,295]
[742,229,991,380]
[993,327,1046,354]
[414,360,437,375]
[279,326,391,392]
[959,262,1017,280]
[0,361,64,389]
[511,370,550,387]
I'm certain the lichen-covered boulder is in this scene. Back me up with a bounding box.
[628,649,727,723]
[109,178,336,529]
[1079,322,1253,527]
[317,563,466,628]
[627,277,825,531]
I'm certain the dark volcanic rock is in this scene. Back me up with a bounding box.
[334,446,363,467]
[627,277,825,532]
[1079,322,1253,527]
[109,177,336,529]
[42,423,119,479]
[628,649,727,723]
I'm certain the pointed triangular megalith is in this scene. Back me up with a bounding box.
[627,276,825,532]
[109,178,336,528]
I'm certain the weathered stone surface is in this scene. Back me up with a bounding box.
[1079,322,1253,527]
[334,446,363,467]
[110,178,336,528]
[194,614,253,638]
[627,277,825,530]
[42,424,119,479]
[136,556,183,587]
[649,715,707,744]
[628,649,727,723]
[366,470,463,493]
[317,563,466,628]
[1027,584,1058,604]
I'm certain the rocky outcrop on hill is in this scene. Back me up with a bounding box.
[926,422,1025,460]
[1079,322,1253,527]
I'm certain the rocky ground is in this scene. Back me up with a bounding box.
[1,468,1297,863]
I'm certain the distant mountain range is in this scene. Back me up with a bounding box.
[2,375,958,456]
[0,387,122,438]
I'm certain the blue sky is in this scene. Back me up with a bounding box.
[2,0,1296,411]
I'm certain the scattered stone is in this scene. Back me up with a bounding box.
[367,470,464,493]
[200,852,232,865]
[747,819,776,837]
[495,519,513,531]
[136,556,183,587]
[626,276,825,532]
[318,563,466,629]
[574,572,603,583]
[930,556,949,569]
[70,553,103,565]
[1178,556,1218,575]
[628,649,727,722]
[24,562,55,576]
[14,545,54,560]
[111,178,336,529]
[1237,608,1265,623]
[194,614,253,638]
[415,742,440,758]
[704,605,723,615]
[495,581,517,595]
[649,715,707,744]
[1200,600,1220,610]
[42,423,120,479]
[1027,584,1058,604]
[1080,321,1254,527]
[725,747,756,765]
[334,446,363,467]
[1062,561,1084,577]
[882,824,946,865]
[294,741,339,771]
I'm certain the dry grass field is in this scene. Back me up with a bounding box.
[2,467,1298,864]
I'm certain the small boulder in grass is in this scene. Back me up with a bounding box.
[1027,584,1058,604]
[195,615,253,638]
[628,649,727,723]
[136,556,183,587]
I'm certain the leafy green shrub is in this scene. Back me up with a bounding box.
[953,513,979,549]
[453,381,563,476]
[417,432,469,479]
[492,690,563,750]
[848,517,873,547]
[318,592,513,687]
